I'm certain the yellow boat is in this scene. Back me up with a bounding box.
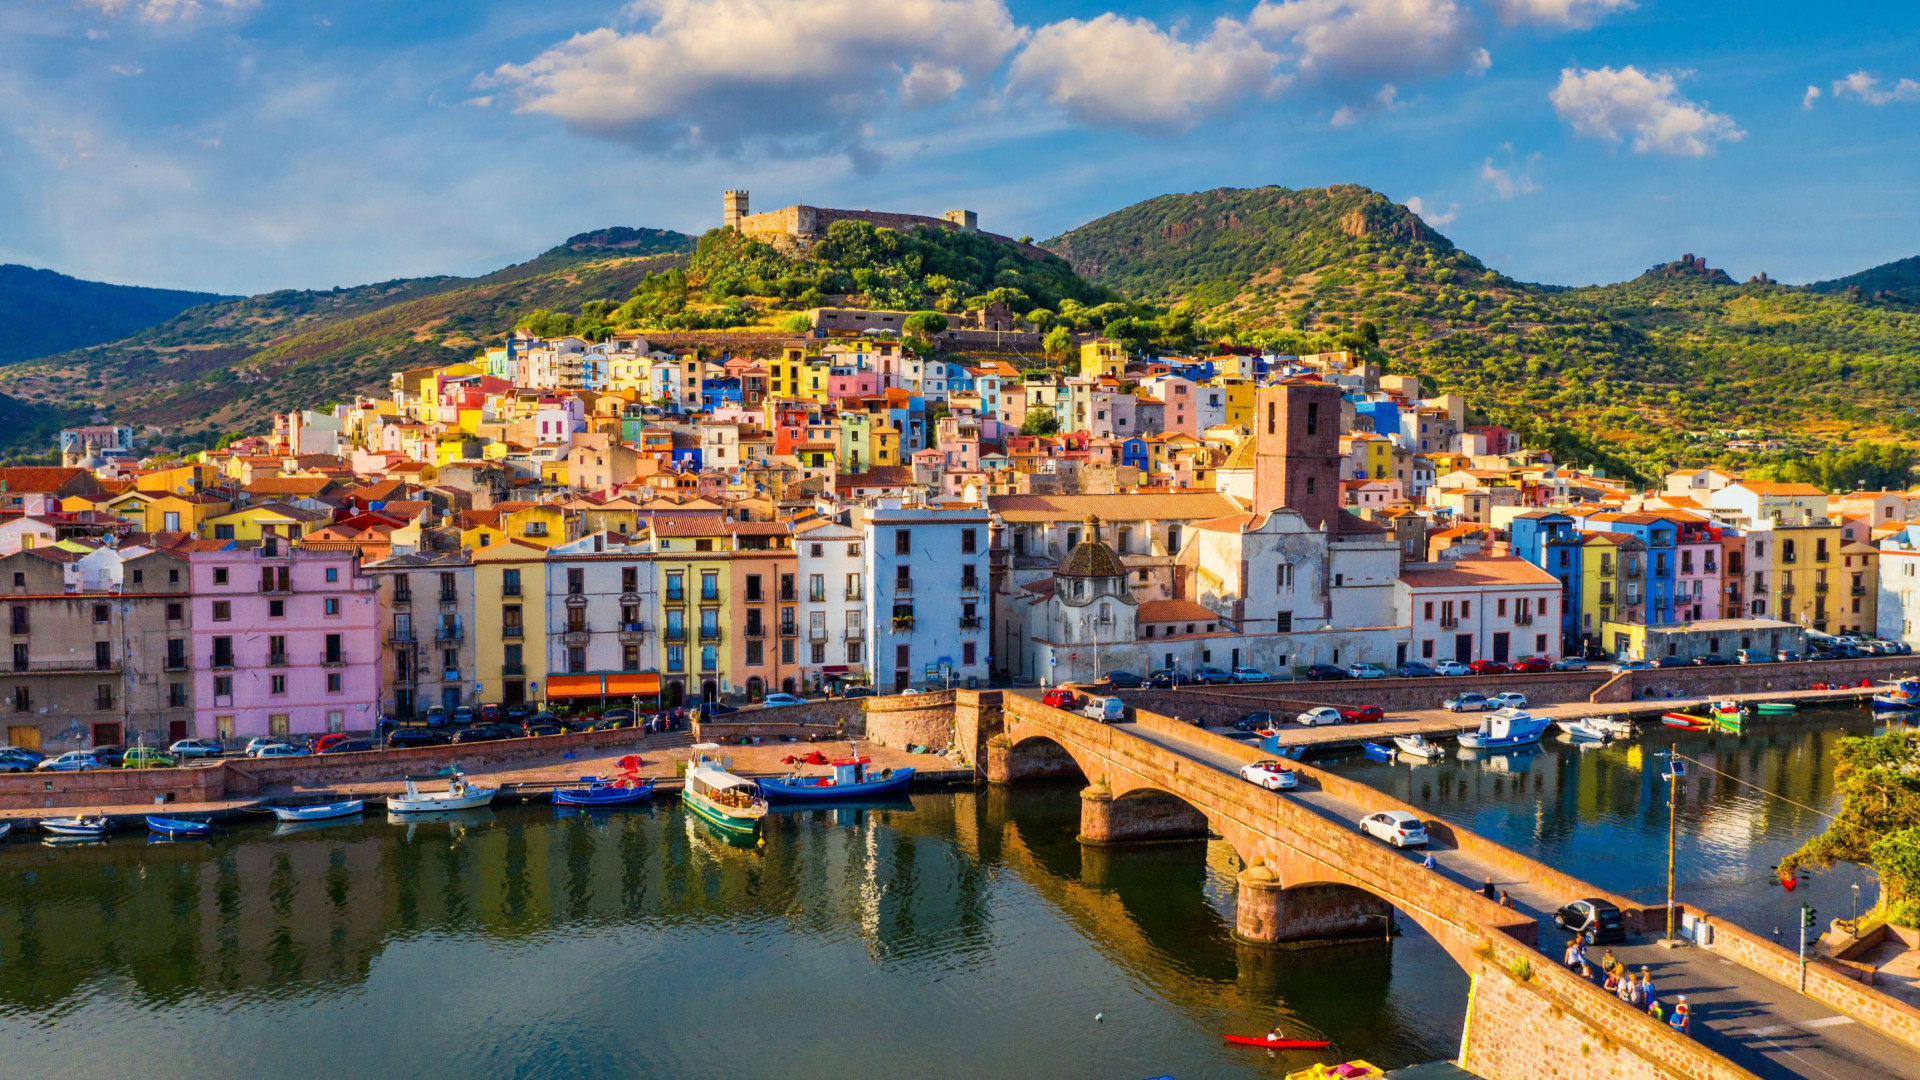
[1286,1062,1383,1080]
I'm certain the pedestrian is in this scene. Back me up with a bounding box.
[1621,974,1641,1006]
[1600,948,1617,973]
[1647,998,1665,1024]
[1498,889,1514,909]
[1563,939,1582,969]
[1423,852,1436,870]
[1670,997,1691,1035]
[1640,966,1655,1002]
[1481,877,1498,900]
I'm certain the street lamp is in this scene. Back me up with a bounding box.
[1658,745,1686,947]
[1852,882,1862,923]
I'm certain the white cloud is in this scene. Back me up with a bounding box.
[1480,154,1537,197]
[1831,71,1920,106]
[1485,0,1633,29]
[82,0,255,23]
[1330,83,1406,128]
[1404,195,1457,226]
[1004,15,1285,133]
[1248,0,1480,84]
[487,0,1023,164]
[1548,66,1742,157]
[1802,84,1820,110]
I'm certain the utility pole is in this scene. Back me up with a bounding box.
[1800,903,1817,992]
[1663,744,1682,947]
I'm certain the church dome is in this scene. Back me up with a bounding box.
[1059,514,1126,579]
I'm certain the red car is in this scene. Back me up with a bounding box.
[478,703,502,722]
[1467,660,1509,676]
[310,733,351,754]
[1042,688,1079,710]
[1509,657,1551,674]
[1341,705,1384,723]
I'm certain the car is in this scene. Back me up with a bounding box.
[244,737,289,758]
[1233,711,1277,732]
[705,702,741,715]
[1734,649,1773,664]
[320,739,376,754]
[1397,661,1437,678]
[1606,659,1652,674]
[1227,667,1268,684]
[1101,671,1145,689]
[1347,663,1388,680]
[1487,692,1528,710]
[1146,669,1190,688]
[1772,649,1801,662]
[0,749,37,772]
[1553,898,1626,944]
[1303,664,1350,681]
[388,728,451,749]
[310,733,353,754]
[899,688,925,696]
[1433,660,1471,676]
[1467,660,1509,676]
[504,704,533,722]
[1191,667,1235,686]
[1549,657,1589,672]
[599,708,638,727]
[90,745,125,768]
[1080,695,1126,723]
[169,739,222,760]
[1651,656,1690,669]
[1341,705,1385,724]
[1508,657,1551,674]
[841,687,877,698]
[452,723,512,744]
[478,703,503,723]
[1042,687,1079,709]
[254,744,310,758]
[121,747,176,769]
[451,706,476,725]
[1358,810,1429,848]
[1443,693,1490,713]
[1690,654,1732,666]
[423,706,449,728]
[760,692,809,707]
[37,751,100,772]
[0,745,45,765]
[523,722,566,737]
[1296,707,1344,727]
[1240,760,1299,791]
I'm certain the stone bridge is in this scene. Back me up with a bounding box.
[950,688,1916,1080]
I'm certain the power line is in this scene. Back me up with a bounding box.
[1668,750,1837,822]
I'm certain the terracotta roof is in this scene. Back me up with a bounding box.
[1136,599,1218,623]
[244,477,334,497]
[988,492,1241,523]
[1399,556,1560,590]
[0,467,92,493]
[1733,481,1825,497]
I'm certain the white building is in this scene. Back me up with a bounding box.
[1395,554,1563,667]
[544,533,658,688]
[1878,526,1920,644]
[860,501,990,691]
[794,517,867,691]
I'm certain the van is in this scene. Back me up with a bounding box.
[1080,695,1126,723]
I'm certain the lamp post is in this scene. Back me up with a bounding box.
[1660,745,1684,947]
[1852,882,1862,923]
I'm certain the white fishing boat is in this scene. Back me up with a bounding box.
[40,816,110,838]
[1456,708,1551,750]
[1557,718,1610,743]
[682,745,768,837]
[1392,733,1448,759]
[387,770,497,814]
[1588,715,1636,739]
[270,799,365,823]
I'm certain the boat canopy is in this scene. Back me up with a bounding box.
[689,765,755,791]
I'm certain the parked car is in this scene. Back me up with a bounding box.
[244,737,289,758]
[1347,663,1388,680]
[1341,705,1385,724]
[1042,687,1079,710]
[1775,649,1804,663]
[320,739,376,755]
[451,706,476,725]
[1358,810,1430,848]
[523,722,567,738]
[600,708,638,727]
[1101,671,1145,689]
[311,733,353,754]
[37,751,99,772]
[1234,711,1277,732]
[1467,660,1508,676]
[760,692,808,707]
[1232,667,1273,683]
[1303,664,1350,681]
[1651,656,1690,669]
[1146,669,1190,688]
[1433,660,1471,676]
[1509,656,1551,674]
[1691,654,1732,666]
[0,745,44,765]
[1553,898,1626,944]
[1549,657,1589,672]
[504,704,533,722]
[1487,692,1528,710]
[121,747,176,769]
[255,744,311,758]
[1607,659,1652,674]
[423,707,449,728]
[1443,693,1491,713]
[478,703,503,723]
[1240,760,1299,791]
[169,739,222,760]
[1397,661,1437,678]
[90,745,125,768]
[1080,695,1126,723]
[1296,707,1344,727]
[452,723,513,744]
[388,729,450,749]
[0,749,37,772]
[1191,667,1235,686]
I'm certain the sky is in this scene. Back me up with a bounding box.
[1,0,1915,296]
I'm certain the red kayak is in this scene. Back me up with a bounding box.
[1224,1035,1331,1048]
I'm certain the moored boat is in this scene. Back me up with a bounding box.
[1359,742,1396,763]
[1753,702,1798,714]
[1557,719,1609,743]
[0,822,11,842]
[1392,733,1446,759]
[682,745,768,835]
[1456,708,1551,750]
[40,816,110,838]
[1710,703,1746,733]
[553,777,656,807]
[757,755,914,801]
[270,799,365,823]
[1660,712,1714,730]
[145,815,212,838]
[388,770,497,814]
[1588,715,1636,739]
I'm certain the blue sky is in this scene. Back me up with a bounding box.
[1,0,1915,295]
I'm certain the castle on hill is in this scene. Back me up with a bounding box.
[721,191,1047,259]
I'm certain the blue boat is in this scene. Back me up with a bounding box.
[1874,679,1920,711]
[1361,742,1396,763]
[552,777,656,807]
[1257,733,1307,760]
[756,756,915,802]
[145,815,212,838]
[1455,708,1552,750]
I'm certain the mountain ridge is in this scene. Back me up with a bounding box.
[0,264,230,365]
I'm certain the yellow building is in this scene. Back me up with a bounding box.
[142,493,231,534]
[1213,376,1254,430]
[134,462,219,494]
[1080,339,1126,379]
[471,541,548,707]
[202,503,328,542]
[1762,521,1847,633]
[498,503,569,549]
[869,418,901,468]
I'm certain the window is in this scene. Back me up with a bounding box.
[1423,601,1434,621]
[1276,611,1293,633]
[324,633,342,664]
[212,637,234,667]
[269,635,288,664]
[848,543,861,558]
[1461,601,1471,618]
[1497,598,1508,617]
[961,528,977,555]
[11,686,24,711]
[93,603,109,623]
[568,646,586,673]
[269,599,285,618]
[8,573,19,587]
[1166,526,1180,556]
[96,684,113,710]
[271,674,287,695]
[1277,564,1294,590]
[213,567,229,585]
[895,529,912,555]
[168,683,186,708]
[502,569,522,596]
[963,642,977,665]
[325,567,339,583]
[746,640,764,666]
[214,675,232,697]
[568,568,585,595]
[1305,401,1319,436]
[324,598,340,616]
[701,571,719,601]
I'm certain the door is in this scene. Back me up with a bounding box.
[504,680,526,706]
[1454,635,1473,663]
[269,714,290,737]
[1492,632,1511,663]
[91,722,120,747]
[8,725,39,751]
[1396,643,1407,667]
[442,688,460,712]
[168,720,189,743]
[1230,648,1241,670]
[216,715,234,742]
[701,680,718,702]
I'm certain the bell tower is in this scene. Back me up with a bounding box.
[1252,380,1344,532]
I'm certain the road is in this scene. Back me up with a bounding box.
[1118,717,1920,1080]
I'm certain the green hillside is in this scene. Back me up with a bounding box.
[1810,254,1920,304]
[0,264,229,364]
[1046,185,1920,478]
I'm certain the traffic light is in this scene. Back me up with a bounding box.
[1801,904,1817,929]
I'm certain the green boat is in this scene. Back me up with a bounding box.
[681,745,767,837]
[1710,703,1746,733]
[1754,702,1797,714]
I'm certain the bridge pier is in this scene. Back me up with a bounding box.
[1234,864,1394,946]
[986,734,1084,784]
[1078,784,1210,846]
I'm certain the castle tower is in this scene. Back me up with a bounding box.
[724,190,750,230]
[943,209,978,233]
[1251,380,1344,533]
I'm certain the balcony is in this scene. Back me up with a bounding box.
[746,624,766,639]
[436,624,464,641]
[807,589,826,604]
[666,626,687,642]
[779,586,797,603]
[503,625,524,638]
[1439,618,1459,629]
[562,623,591,644]
[959,616,983,631]
[700,590,720,604]
[891,615,916,631]
[209,655,235,670]
[960,581,980,597]
[1513,613,1533,626]
[502,585,522,598]
[619,622,647,637]
[438,591,458,606]
[779,623,797,638]
[893,580,914,598]
[1814,582,1830,596]
[1779,583,1796,597]
[844,626,865,641]
[393,591,412,606]
[389,629,417,644]
[1852,585,1868,597]
[845,587,864,601]
[267,652,289,667]
[164,658,189,672]
[699,626,722,642]
[321,654,347,667]
[502,663,525,676]
[9,658,124,674]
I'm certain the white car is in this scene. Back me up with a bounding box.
[1347,663,1388,680]
[169,739,223,760]
[1231,667,1272,683]
[1433,661,1471,676]
[245,737,289,758]
[1240,760,1299,791]
[1607,660,1652,674]
[759,693,808,707]
[1296,707,1343,726]
[254,744,311,759]
[1358,810,1430,848]
[1487,692,1528,710]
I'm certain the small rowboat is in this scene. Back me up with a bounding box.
[1223,1034,1332,1049]
[41,816,109,838]
[146,815,212,838]
[1393,734,1446,759]
[1753,702,1797,714]
[270,800,365,823]
[1660,712,1714,731]
[553,778,656,807]
[1359,742,1396,763]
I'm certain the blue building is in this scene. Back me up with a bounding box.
[1119,437,1149,472]
[700,377,743,411]
[1580,512,1680,625]
[1352,399,1401,441]
[1509,511,1584,651]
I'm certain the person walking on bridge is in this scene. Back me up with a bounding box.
[1647,998,1665,1024]
[1480,877,1498,900]
[1563,938,1586,971]
[1669,996,1691,1035]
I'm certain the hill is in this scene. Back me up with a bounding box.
[1046,185,1920,478]
[0,264,228,365]
[1810,254,1920,304]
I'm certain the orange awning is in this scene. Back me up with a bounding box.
[604,673,660,696]
[545,673,663,698]
[545,674,605,698]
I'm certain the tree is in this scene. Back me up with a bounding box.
[777,312,813,334]
[1043,325,1073,363]
[902,310,949,338]
[1020,407,1061,436]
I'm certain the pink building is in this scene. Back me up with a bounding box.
[1672,517,1724,622]
[828,370,882,399]
[1144,375,1200,434]
[190,542,381,741]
